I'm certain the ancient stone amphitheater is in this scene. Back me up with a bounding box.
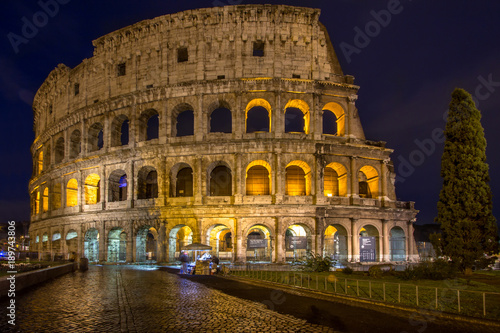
[29,4,418,264]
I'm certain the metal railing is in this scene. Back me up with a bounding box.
[229,268,500,320]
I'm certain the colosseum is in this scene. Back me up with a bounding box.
[29,4,418,265]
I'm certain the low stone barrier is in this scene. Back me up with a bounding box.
[0,262,77,298]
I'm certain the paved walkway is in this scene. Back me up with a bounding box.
[0,266,335,332]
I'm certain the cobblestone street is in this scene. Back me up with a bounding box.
[0,266,334,332]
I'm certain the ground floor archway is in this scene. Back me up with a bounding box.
[108,228,127,262]
[206,224,233,261]
[84,228,99,262]
[136,226,158,262]
[168,225,193,262]
[323,224,348,262]
[284,224,311,262]
[246,225,272,262]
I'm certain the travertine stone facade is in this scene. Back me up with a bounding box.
[29,5,418,264]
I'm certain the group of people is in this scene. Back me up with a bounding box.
[179,251,220,275]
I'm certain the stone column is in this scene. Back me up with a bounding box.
[99,221,106,262]
[350,157,358,199]
[351,218,359,262]
[275,217,284,263]
[234,153,243,204]
[315,217,324,256]
[127,222,134,263]
[380,160,388,201]
[274,92,283,138]
[382,219,390,262]
[274,150,283,203]
[195,155,203,205]
[235,218,246,263]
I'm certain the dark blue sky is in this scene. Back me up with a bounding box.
[1,0,500,228]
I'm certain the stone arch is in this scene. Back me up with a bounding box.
[245,99,271,133]
[107,227,127,262]
[358,165,379,198]
[208,100,232,133]
[322,102,345,136]
[285,160,311,196]
[284,99,310,134]
[69,129,81,159]
[66,179,78,207]
[172,103,194,137]
[55,137,65,164]
[390,226,406,262]
[324,162,348,197]
[137,166,158,199]
[52,232,62,259]
[136,226,159,262]
[65,230,78,260]
[205,223,234,261]
[246,160,271,195]
[324,224,348,262]
[84,228,99,262]
[359,224,380,262]
[168,224,193,262]
[37,150,43,175]
[170,162,194,197]
[108,170,127,202]
[208,162,232,196]
[84,174,101,204]
[245,224,273,262]
[44,143,51,170]
[284,223,312,261]
[51,182,62,210]
[138,109,159,141]
[111,115,129,147]
[42,187,49,212]
[88,122,104,152]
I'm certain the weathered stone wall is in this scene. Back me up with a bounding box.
[29,5,418,264]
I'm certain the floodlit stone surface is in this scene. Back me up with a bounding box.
[28,5,417,264]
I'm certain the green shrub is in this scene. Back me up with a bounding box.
[398,259,457,280]
[295,251,332,272]
[368,265,382,278]
[343,266,353,274]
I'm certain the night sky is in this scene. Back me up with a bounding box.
[1,0,500,229]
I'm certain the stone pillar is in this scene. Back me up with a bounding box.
[407,221,416,261]
[275,217,284,263]
[128,162,134,208]
[195,155,203,205]
[274,151,283,203]
[127,222,134,263]
[234,153,243,204]
[315,217,324,256]
[99,221,106,262]
[382,219,390,262]
[103,112,110,152]
[380,160,388,201]
[158,102,168,145]
[157,222,166,262]
[350,157,358,198]
[274,92,283,138]
[235,218,245,263]
[351,218,359,262]
[195,95,204,141]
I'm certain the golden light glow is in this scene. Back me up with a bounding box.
[84,174,101,204]
[324,225,338,237]
[359,165,379,198]
[42,187,49,212]
[285,160,311,196]
[247,225,270,238]
[324,162,348,197]
[245,99,272,132]
[35,191,40,214]
[37,151,43,175]
[52,182,61,210]
[288,224,307,236]
[323,102,346,136]
[284,99,310,134]
[66,178,78,207]
[246,160,271,195]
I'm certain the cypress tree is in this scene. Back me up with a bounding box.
[432,88,499,275]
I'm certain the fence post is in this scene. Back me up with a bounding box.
[325,276,327,291]
[369,281,372,298]
[457,290,460,313]
[335,278,337,293]
[483,292,486,317]
[357,280,359,296]
[308,274,310,289]
[345,279,348,295]
[435,288,438,309]
[316,275,318,290]
[416,286,419,307]
[383,283,386,301]
[398,284,401,303]
[300,273,302,287]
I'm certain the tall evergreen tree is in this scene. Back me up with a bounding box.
[432,88,499,275]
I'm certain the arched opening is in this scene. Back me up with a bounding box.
[84,228,99,262]
[34,190,40,214]
[55,137,65,164]
[246,161,271,195]
[323,224,348,262]
[136,226,158,262]
[173,166,193,197]
[66,179,78,207]
[285,161,311,196]
[390,227,406,261]
[44,144,51,170]
[246,225,272,262]
[359,225,379,262]
[84,174,101,204]
[66,230,78,260]
[358,166,379,199]
[111,115,129,147]
[168,225,193,262]
[42,187,49,212]
[285,224,311,262]
[42,233,48,256]
[324,162,348,197]
[137,166,158,199]
[284,100,310,134]
[69,130,81,159]
[173,105,194,137]
[107,228,127,262]
[209,165,232,196]
[245,99,271,133]
[88,122,104,152]
[52,232,62,259]
[108,170,127,202]
[210,108,232,133]
[206,224,233,261]
[322,102,345,136]
[138,109,159,141]
[52,182,61,210]
[37,151,43,175]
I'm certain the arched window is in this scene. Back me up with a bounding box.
[138,167,158,199]
[109,170,127,202]
[44,144,51,170]
[55,137,65,164]
[84,174,101,204]
[322,102,345,136]
[138,109,159,141]
[88,122,104,152]
[286,166,305,196]
[246,164,270,195]
[284,100,310,134]
[322,110,337,135]
[210,165,232,196]
[245,99,271,133]
[42,187,49,212]
[34,190,40,214]
[324,163,348,197]
[176,110,194,137]
[37,150,43,175]
[210,108,232,133]
[390,227,406,261]
[52,182,62,210]
[111,115,129,147]
[175,167,193,197]
[358,166,379,199]
[66,179,78,207]
[69,130,81,159]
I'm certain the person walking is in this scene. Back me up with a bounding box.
[179,251,189,274]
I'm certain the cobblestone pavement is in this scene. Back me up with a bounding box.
[0,266,336,333]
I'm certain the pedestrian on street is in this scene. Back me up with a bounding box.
[179,251,189,274]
